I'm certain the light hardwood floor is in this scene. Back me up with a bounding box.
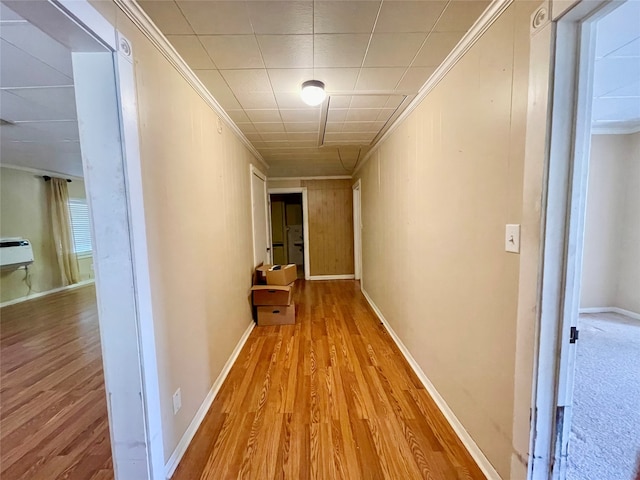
[173,280,485,479]
[0,285,113,480]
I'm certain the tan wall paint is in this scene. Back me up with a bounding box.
[354,3,539,477]
[268,179,354,276]
[581,133,640,313]
[89,1,261,461]
[0,167,92,303]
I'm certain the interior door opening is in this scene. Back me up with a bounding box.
[530,1,640,479]
[0,1,163,478]
[269,193,305,279]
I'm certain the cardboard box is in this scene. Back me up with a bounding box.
[257,303,295,326]
[256,264,297,286]
[251,283,294,306]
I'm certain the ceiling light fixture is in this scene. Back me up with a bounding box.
[300,80,326,106]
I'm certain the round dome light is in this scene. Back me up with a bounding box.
[300,80,326,106]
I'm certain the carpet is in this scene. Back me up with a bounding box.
[567,312,640,480]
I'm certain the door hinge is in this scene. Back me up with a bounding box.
[570,326,579,344]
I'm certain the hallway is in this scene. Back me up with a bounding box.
[173,280,484,479]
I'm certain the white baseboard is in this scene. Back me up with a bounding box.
[360,287,501,480]
[579,306,640,321]
[308,274,355,281]
[0,279,96,308]
[165,320,255,479]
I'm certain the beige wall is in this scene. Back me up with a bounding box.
[581,133,640,313]
[268,179,354,276]
[89,1,262,462]
[0,167,92,303]
[354,3,538,478]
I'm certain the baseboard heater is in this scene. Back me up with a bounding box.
[0,238,34,269]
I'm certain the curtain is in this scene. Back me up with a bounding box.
[47,177,80,286]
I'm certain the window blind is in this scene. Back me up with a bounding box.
[68,198,92,255]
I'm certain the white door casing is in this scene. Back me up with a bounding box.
[250,165,270,267]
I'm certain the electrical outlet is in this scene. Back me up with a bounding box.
[172,388,181,415]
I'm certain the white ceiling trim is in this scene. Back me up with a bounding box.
[0,161,84,180]
[353,0,514,177]
[111,0,269,171]
[268,175,352,181]
[591,123,640,135]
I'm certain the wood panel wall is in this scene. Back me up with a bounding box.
[302,180,354,276]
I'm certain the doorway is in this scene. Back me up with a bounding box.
[530,1,640,479]
[268,187,310,280]
[0,1,163,478]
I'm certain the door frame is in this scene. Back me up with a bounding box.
[267,187,311,280]
[250,164,270,267]
[4,0,164,478]
[352,179,362,283]
[528,1,618,479]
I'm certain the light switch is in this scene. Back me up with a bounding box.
[505,224,521,253]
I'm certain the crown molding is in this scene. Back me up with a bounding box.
[268,175,352,181]
[112,0,269,172]
[353,0,514,176]
[591,123,640,135]
[0,162,84,180]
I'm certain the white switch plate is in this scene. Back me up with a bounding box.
[172,388,181,415]
[505,224,521,253]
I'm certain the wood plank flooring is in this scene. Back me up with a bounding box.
[173,280,485,480]
[0,285,113,480]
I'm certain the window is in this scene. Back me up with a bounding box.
[68,198,92,256]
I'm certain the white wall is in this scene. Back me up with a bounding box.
[581,132,640,314]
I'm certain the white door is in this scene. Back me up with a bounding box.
[250,166,270,267]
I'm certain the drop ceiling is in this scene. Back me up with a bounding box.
[138,0,491,176]
[592,0,640,133]
[0,2,83,177]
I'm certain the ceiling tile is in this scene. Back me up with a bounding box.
[176,1,253,34]
[350,95,389,108]
[247,1,313,34]
[593,57,640,97]
[257,35,313,69]
[236,122,257,133]
[280,109,321,123]
[0,40,72,88]
[227,110,250,123]
[286,133,318,142]
[259,132,289,141]
[0,3,23,21]
[602,81,640,98]
[396,66,436,91]
[195,70,242,110]
[377,108,396,122]
[254,122,286,133]
[342,121,385,132]
[375,1,447,33]
[268,68,313,92]
[285,122,318,133]
[328,95,352,108]
[434,1,490,32]
[235,91,278,109]
[314,2,380,34]
[244,132,265,142]
[364,33,426,67]
[138,1,193,34]
[245,109,282,123]
[166,35,215,69]
[275,92,322,109]
[324,132,375,143]
[346,109,381,122]
[0,24,73,77]
[595,0,640,58]
[327,109,348,122]
[313,68,360,91]
[3,86,77,120]
[606,37,640,58]
[314,34,370,68]
[325,123,343,133]
[220,69,272,92]
[355,67,406,91]
[412,32,461,67]
[385,95,406,108]
[200,35,264,69]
